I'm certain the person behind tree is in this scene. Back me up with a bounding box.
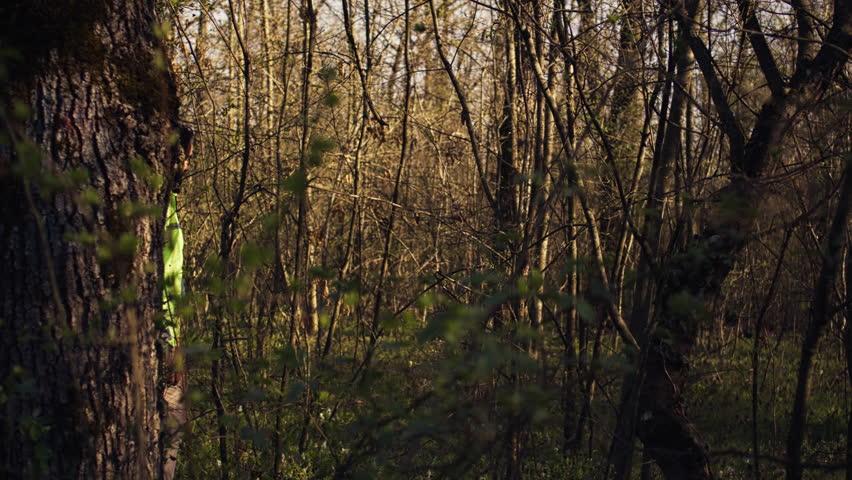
[160,126,193,480]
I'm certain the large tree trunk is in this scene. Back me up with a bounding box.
[0,1,179,478]
[630,1,852,478]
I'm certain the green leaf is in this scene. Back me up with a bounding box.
[240,243,272,269]
[276,344,299,370]
[284,381,305,403]
[308,265,336,280]
[323,92,340,107]
[318,65,338,82]
[240,427,270,449]
[12,101,30,120]
[307,136,335,166]
[116,233,138,256]
[558,294,596,323]
[282,168,308,195]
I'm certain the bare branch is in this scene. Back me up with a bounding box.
[737,0,786,96]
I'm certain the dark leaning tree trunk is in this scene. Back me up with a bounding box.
[631,0,852,478]
[0,1,179,478]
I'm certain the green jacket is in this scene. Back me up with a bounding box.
[163,192,184,346]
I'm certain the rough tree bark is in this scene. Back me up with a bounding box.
[0,1,179,478]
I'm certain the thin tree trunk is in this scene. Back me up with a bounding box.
[751,230,792,480]
[844,240,852,480]
[361,0,412,377]
[786,161,852,479]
